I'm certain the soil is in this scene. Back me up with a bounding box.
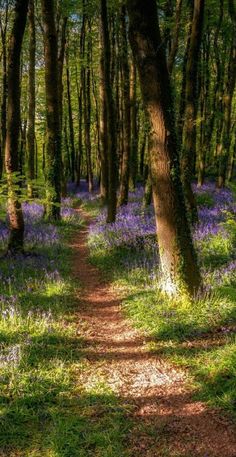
[70,209,236,457]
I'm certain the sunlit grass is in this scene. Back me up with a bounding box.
[87,189,236,418]
[0,206,129,457]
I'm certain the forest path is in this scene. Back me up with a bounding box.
[71,209,236,457]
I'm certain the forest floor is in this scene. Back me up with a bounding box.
[71,207,236,457]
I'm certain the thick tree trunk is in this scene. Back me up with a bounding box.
[27,0,36,198]
[5,0,29,253]
[119,5,131,206]
[100,0,117,223]
[181,0,205,223]
[41,0,61,220]
[127,0,201,296]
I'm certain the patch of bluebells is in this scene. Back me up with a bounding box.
[0,198,77,320]
[86,181,236,289]
[193,182,234,242]
[0,198,81,249]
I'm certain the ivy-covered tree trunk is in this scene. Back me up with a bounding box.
[5,0,29,253]
[127,0,201,296]
[41,0,61,220]
[27,0,36,198]
[181,0,205,223]
[100,0,117,223]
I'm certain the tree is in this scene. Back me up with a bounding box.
[181,0,205,223]
[127,0,202,296]
[5,0,29,253]
[41,0,61,220]
[27,0,36,198]
[119,5,131,206]
[100,0,117,223]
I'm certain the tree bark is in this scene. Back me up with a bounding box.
[27,0,36,198]
[119,5,131,206]
[5,0,29,253]
[127,0,201,296]
[181,0,205,223]
[99,19,109,201]
[130,58,138,189]
[0,3,9,178]
[100,0,117,223]
[41,0,61,220]
[66,50,76,182]
[83,18,93,192]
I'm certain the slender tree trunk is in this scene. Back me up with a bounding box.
[41,0,61,220]
[127,0,201,296]
[217,35,236,188]
[58,16,67,196]
[139,131,147,179]
[0,2,9,178]
[167,0,183,74]
[27,0,36,198]
[99,22,109,201]
[100,0,117,223]
[143,136,152,207]
[5,0,29,253]
[181,0,205,223]
[119,5,131,206]
[130,58,138,189]
[83,19,93,192]
[66,50,76,182]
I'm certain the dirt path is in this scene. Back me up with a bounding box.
[71,210,236,457]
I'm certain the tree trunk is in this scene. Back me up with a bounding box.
[127,0,201,296]
[119,5,131,206]
[217,34,236,188]
[66,50,76,182]
[167,0,183,74]
[5,0,29,253]
[181,0,205,223]
[83,19,93,192]
[130,58,138,189]
[57,16,68,196]
[27,0,36,198]
[100,0,117,223]
[99,20,109,201]
[41,0,61,220]
[0,3,8,178]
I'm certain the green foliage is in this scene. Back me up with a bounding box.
[0,212,129,456]
[195,191,214,208]
[86,199,236,418]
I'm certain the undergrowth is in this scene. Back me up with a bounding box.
[87,185,236,418]
[0,201,129,457]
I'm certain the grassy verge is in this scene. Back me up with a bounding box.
[0,205,129,457]
[87,194,236,419]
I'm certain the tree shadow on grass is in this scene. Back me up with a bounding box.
[0,385,129,457]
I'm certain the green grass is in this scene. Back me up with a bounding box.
[87,199,236,419]
[0,211,130,457]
